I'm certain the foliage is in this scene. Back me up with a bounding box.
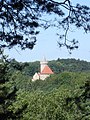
[0,61,17,119]
[1,57,90,119]
[8,58,90,77]
[65,80,90,120]
[49,58,90,73]
[0,56,28,119]
[8,59,40,76]
[0,0,90,50]
[22,61,39,76]
[9,89,71,120]
[0,1,90,119]
[10,71,32,91]
[9,72,90,120]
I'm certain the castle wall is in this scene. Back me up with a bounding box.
[40,74,50,80]
[32,73,40,81]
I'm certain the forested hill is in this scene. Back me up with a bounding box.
[49,58,90,73]
[1,58,90,120]
[9,58,90,76]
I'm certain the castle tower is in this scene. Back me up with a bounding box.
[32,57,54,81]
[40,57,48,73]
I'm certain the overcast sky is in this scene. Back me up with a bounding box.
[4,0,90,62]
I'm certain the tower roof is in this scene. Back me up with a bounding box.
[40,57,48,64]
[43,56,47,62]
[41,65,54,74]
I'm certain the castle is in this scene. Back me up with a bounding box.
[32,58,54,81]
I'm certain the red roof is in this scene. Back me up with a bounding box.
[41,65,54,74]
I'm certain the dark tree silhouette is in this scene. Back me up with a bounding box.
[0,0,90,51]
[0,52,28,120]
[0,61,15,120]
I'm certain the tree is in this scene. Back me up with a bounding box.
[0,52,27,120]
[0,1,90,119]
[0,60,15,119]
[0,0,90,51]
[66,80,90,120]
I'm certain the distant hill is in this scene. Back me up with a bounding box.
[8,58,90,76]
[48,58,90,73]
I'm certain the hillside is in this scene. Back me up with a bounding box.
[1,58,90,119]
[9,72,90,120]
[9,58,90,76]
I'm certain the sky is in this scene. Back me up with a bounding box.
[4,0,90,62]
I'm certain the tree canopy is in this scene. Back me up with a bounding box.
[0,57,90,119]
[0,0,90,51]
[0,1,90,119]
